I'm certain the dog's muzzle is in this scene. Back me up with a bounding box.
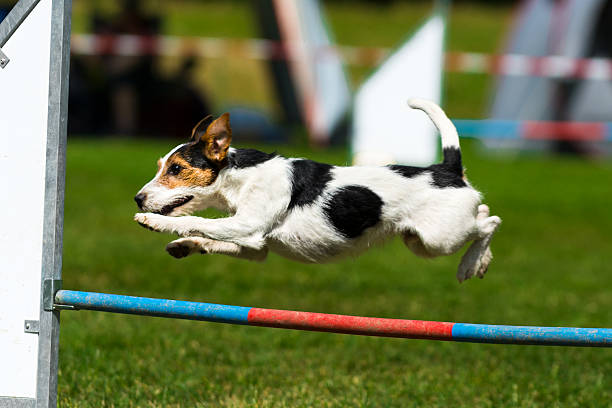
[157,195,194,215]
[134,193,146,209]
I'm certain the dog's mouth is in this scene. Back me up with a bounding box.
[156,195,194,215]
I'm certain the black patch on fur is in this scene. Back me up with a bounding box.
[228,148,278,169]
[177,145,276,172]
[442,147,463,175]
[428,164,467,188]
[172,145,277,187]
[388,147,466,189]
[289,159,333,210]
[387,165,426,179]
[323,185,383,239]
[178,143,222,172]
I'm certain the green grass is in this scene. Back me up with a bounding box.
[58,138,612,407]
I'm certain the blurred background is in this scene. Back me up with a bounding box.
[3,0,611,156]
[4,0,611,156]
[1,0,610,406]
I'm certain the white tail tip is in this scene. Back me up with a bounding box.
[407,98,437,111]
[406,98,460,150]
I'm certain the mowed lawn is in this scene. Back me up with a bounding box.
[59,138,611,407]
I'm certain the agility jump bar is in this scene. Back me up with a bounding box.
[55,290,611,347]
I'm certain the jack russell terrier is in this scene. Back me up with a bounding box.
[134,99,501,282]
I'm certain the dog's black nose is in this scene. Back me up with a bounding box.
[134,193,146,209]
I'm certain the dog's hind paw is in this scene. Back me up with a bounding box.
[475,246,492,279]
[456,263,472,283]
[457,245,493,283]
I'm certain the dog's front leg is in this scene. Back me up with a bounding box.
[134,213,267,249]
[135,213,190,235]
[166,237,268,261]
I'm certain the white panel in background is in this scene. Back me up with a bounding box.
[275,0,351,144]
[352,13,445,166]
[0,0,52,399]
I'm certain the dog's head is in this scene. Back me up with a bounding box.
[134,113,232,216]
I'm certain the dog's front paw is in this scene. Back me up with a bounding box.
[166,237,208,258]
[134,213,170,233]
[135,213,155,230]
[166,240,196,258]
[135,213,156,231]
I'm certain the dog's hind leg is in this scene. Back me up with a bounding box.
[456,205,501,283]
[166,237,268,261]
[402,231,436,258]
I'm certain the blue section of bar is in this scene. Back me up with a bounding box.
[55,290,251,324]
[452,323,612,347]
[453,119,521,140]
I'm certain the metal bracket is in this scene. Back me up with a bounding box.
[43,279,62,311]
[24,320,40,334]
[0,48,9,68]
[54,304,76,311]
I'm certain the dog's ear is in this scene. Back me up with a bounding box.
[190,115,213,143]
[201,113,232,163]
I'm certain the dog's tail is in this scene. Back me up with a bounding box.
[407,98,462,175]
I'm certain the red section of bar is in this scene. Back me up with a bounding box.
[531,56,545,77]
[140,36,158,56]
[573,58,589,79]
[490,54,502,76]
[96,35,117,56]
[248,308,454,340]
[445,52,462,72]
[523,121,605,142]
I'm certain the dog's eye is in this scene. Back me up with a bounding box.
[167,164,183,176]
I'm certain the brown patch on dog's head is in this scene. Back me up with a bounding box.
[190,115,213,142]
[153,113,233,189]
[158,156,218,188]
[192,113,232,163]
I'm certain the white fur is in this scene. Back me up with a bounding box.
[408,98,460,150]
[135,100,501,282]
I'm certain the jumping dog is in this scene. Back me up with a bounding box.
[134,99,501,282]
